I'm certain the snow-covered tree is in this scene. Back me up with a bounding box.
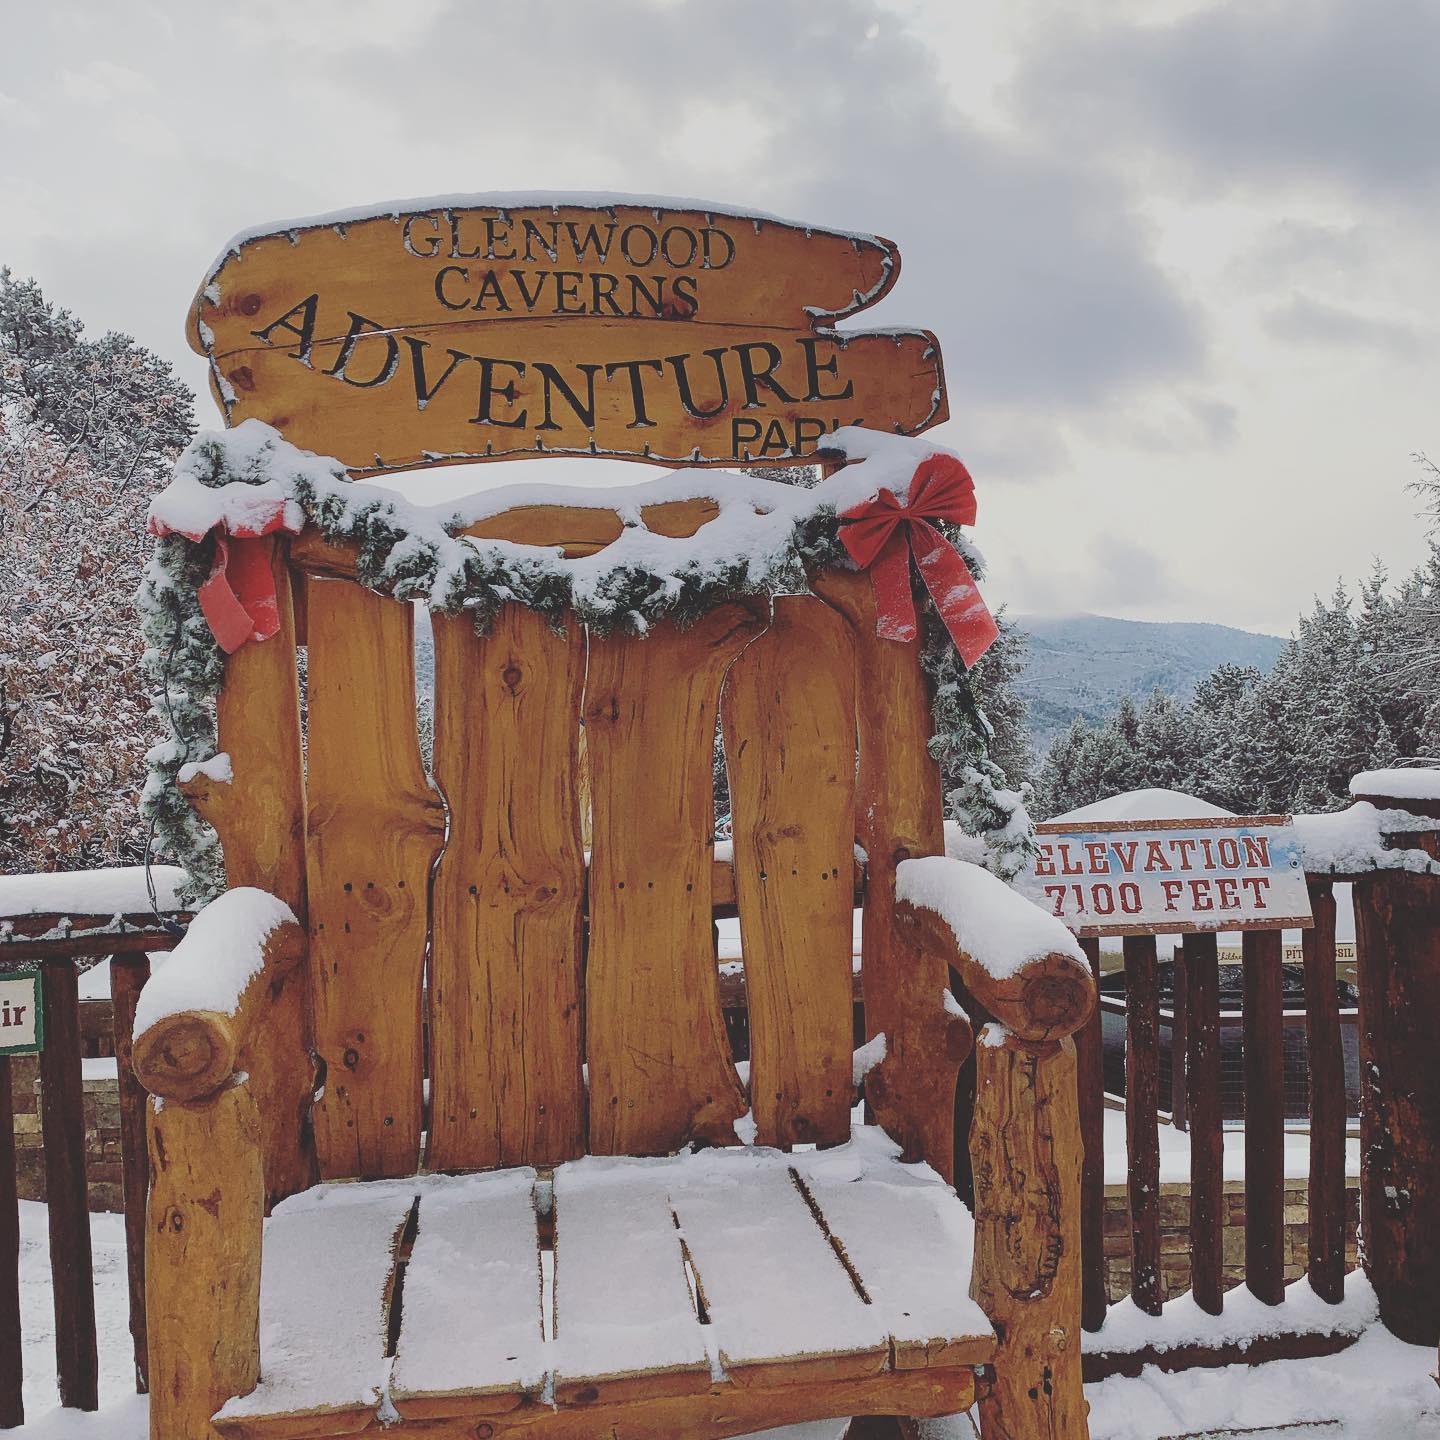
[0,270,194,873]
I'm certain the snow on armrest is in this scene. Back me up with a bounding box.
[133,888,303,1103]
[895,857,1094,1043]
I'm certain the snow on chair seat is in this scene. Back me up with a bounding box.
[211,1130,993,1437]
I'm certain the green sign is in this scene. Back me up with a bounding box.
[0,968,43,1056]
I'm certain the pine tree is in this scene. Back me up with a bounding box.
[0,270,195,873]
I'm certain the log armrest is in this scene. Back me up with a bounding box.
[895,856,1095,1043]
[132,887,306,1103]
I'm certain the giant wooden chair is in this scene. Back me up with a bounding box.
[132,498,1094,1440]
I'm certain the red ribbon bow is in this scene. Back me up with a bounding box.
[147,501,299,654]
[839,453,999,668]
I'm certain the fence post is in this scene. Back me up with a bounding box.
[1351,781,1440,1346]
[0,1057,22,1429]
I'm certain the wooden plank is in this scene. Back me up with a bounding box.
[550,1161,711,1405]
[810,568,955,1181]
[720,595,856,1149]
[1083,1328,1361,1382]
[305,578,445,1180]
[1243,928,1286,1305]
[39,959,98,1410]
[669,1165,888,1381]
[583,603,764,1155]
[215,1367,977,1440]
[970,1034,1088,1440]
[792,1165,994,1370]
[1184,932,1224,1316]
[109,952,151,1393]
[146,1083,264,1440]
[182,535,315,1204]
[0,1056,21,1429]
[1076,935,1107,1332]
[1171,945,1189,1132]
[1123,934,1162,1316]
[1303,881,1346,1304]
[428,605,586,1172]
[220,1179,417,1427]
[390,1172,545,1413]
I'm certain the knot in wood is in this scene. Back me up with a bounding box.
[474,1425,495,1439]
[343,1047,360,1070]
[237,293,264,316]
[501,663,524,691]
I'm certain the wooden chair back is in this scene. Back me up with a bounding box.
[206,511,961,1190]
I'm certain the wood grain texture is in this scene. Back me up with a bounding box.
[305,579,445,1180]
[1242,928,1285,1306]
[184,536,316,1204]
[720,595,856,1148]
[214,1367,976,1440]
[428,605,586,1172]
[1353,862,1440,1345]
[1183,932,1224,1317]
[205,322,945,475]
[584,602,764,1155]
[146,1082,264,1440]
[110,953,153,1393]
[40,960,98,1411]
[1123,934,1162,1318]
[810,567,957,1180]
[1302,881,1346,1305]
[0,1057,21,1428]
[970,1034,1089,1440]
[1075,937,1106,1334]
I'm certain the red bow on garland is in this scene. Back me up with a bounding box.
[839,454,999,668]
[147,500,300,654]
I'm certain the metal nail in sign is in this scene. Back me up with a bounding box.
[0,968,43,1056]
[189,196,947,475]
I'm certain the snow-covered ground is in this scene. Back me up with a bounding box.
[14,1200,1438,1439]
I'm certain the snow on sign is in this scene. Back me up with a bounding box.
[0,969,43,1056]
[189,196,947,477]
[1015,815,1314,938]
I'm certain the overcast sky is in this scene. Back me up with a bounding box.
[3,0,1435,634]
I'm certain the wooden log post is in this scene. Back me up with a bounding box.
[1351,784,1440,1345]
[970,1032,1089,1440]
[40,959,99,1411]
[1242,929,1285,1306]
[1123,935,1162,1316]
[111,952,153,1392]
[146,1081,263,1440]
[1183,933,1224,1317]
[1075,938,1106,1334]
[0,1056,22,1430]
[1302,881,1346,1305]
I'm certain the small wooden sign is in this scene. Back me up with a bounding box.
[189,198,947,475]
[1014,815,1314,938]
[0,968,43,1056]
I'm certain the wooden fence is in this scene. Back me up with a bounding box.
[1070,878,1359,1376]
[0,911,183,1429]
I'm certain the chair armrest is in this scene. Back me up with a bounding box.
[133,888,305,1102]
[895,856,1095,1043]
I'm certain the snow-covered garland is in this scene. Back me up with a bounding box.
[138,421,1033,902]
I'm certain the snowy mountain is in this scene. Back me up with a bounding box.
[1016,613,1285,751]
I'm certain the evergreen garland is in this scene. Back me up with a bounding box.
[139,441,1031,900]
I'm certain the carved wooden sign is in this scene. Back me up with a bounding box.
[0,969,43,1056]
[1016,815,1315,938]
[189,197,947,475]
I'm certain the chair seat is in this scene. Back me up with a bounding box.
[212,1127,995,1439]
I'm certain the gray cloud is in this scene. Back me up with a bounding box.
[1012,0,1440,201]
[0,0,1203,452]
[1264,294,1427,358]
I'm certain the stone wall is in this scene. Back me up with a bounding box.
[9,1054,126,1214]
[1102,1177,1361,1302]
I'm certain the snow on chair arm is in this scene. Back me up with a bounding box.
[895,857,1094,1043]
[132,888,304,1102]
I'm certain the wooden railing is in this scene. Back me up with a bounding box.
[0,911,184,1428]
[1070,877,1363,1375]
